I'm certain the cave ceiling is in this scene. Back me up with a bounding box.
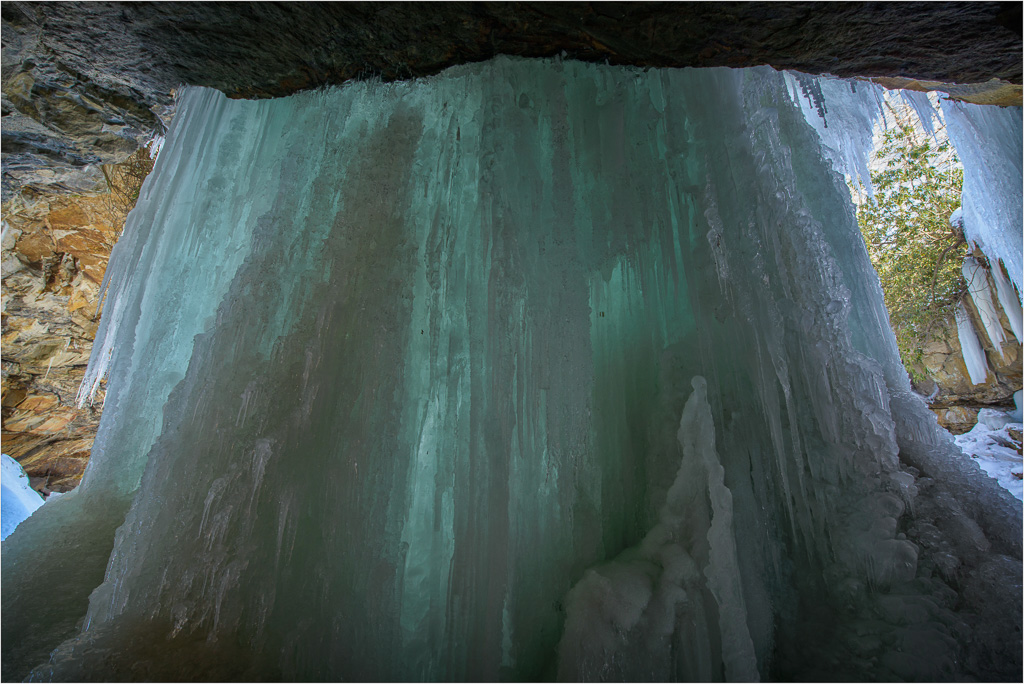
[2,1,1021,197]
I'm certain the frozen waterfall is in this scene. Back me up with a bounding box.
[2,59,1021,682]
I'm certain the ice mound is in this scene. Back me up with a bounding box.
[1,454,43,541]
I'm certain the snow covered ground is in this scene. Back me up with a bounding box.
[2,452,44,541]
[954,411,1024,502]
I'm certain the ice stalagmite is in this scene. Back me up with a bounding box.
[2,58,1020,682]
[556,377,758,683]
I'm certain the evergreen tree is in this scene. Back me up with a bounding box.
[856,119,966,379]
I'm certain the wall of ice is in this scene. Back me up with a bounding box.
[2,59,1021,682]
[941,99,1023,296]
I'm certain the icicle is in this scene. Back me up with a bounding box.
[963,258,1007,355]
[783,72,883,195]
[956,301,990,384]
[990,259,1023,342]
[900,90,939,138]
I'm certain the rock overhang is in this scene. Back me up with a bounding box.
[2,1,1022,198]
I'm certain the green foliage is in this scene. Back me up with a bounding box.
[855,120,967,379]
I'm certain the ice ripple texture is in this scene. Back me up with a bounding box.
[2,59,1021,682]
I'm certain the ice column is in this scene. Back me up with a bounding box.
[963,257,1007,355]
[956,302,990,385]
[990,260,1023,342]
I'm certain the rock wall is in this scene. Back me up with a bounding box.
[1,191,116,492]
[2,1,1022,199]
[915,260,1023,433]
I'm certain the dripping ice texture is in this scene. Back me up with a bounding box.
[956,302,991,385]
[963,257,1007,355]
[941,99,1023,296]
[991,259,1023,343]
[2,59,1021,681]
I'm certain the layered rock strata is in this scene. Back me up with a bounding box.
[2,1,1022,198]
[1,191,116,492]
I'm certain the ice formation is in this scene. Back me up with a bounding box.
[941,99,1023,296]
[963,257,1007,355]
[899,89,941,139]
[2,59,1021,682]
[1,454,43,541]
[990,259,1023,343]
[557,377,759,683]
[955,302,990,385]
[790,78,1021,312]
[782,72,883,194]
[784,75,959,202]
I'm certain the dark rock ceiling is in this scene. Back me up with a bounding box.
[2,1,1022,196]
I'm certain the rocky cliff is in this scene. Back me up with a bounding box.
[1,190,116,492]
[3,2,1022,198]
[915,259,1023,433]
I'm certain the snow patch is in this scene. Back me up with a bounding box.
[2,453,44,541]
[955,417,1024,502]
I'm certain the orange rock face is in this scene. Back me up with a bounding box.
[2,191,119,493]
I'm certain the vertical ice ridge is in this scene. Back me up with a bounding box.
[963,257,1007,355]
[956,301,990,385]
[941,99,1023,295]
[683,377,761,683]
[991,259,1023,342]
[555,376,757,683]
[80,89,228,404]
[5,58,1020,683]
